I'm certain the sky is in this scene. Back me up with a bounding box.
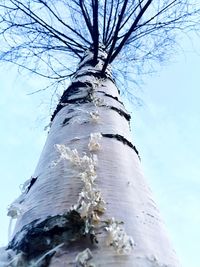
[0,34,200,267]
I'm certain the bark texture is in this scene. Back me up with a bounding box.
[1,50,180,267]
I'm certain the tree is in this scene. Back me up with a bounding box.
[0,1,199,266]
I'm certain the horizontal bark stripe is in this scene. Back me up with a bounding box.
[102,133,140,159]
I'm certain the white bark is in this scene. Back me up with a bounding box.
[1,51,180,267]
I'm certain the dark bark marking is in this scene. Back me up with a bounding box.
[101,105,131,122]
[27,177,38,193]
[67,108,75,114]
[74,71,114,82]
[51,81,93,122]
[52,97,90,122]
[97,91,123,105]
[8,210,86,259]
[110,106,131,121]
[62,81,92,99]
[78,58,100,70]
[37,251,56,267]
[51,105,62,122]
[146,213,155,218]
[62,117,72,126]
[78,52,106,70]
[102,133,140,159]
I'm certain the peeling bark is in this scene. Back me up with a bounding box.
[8,210,85,257]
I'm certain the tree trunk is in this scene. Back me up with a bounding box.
[1,50,180,267]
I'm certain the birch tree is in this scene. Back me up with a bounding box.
[0,1,199,266]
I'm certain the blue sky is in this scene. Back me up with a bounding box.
[132,37,200,266]
[0,34,199,267]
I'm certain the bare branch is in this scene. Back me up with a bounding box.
[104,0,121,48]
[0,0,199,90]
[101,0,129,73]
[92,0,99,64]
[110,0,153,62]
[37,0,91,46]
[79,0,94,39]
